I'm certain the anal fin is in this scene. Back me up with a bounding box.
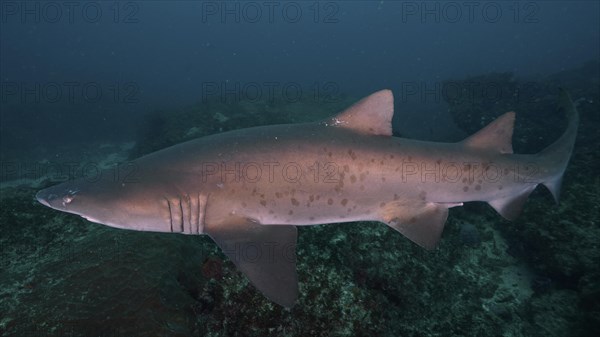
[204,217,298,307]
[488,186,535,220]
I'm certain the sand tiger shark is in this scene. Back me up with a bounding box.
[36,89,578,307]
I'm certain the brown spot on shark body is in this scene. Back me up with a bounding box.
[291,198,300,206]
[341,199,348,206]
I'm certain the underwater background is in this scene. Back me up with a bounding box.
[1,1,599,336]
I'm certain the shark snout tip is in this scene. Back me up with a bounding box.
[35,190,49,206]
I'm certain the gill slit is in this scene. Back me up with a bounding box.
[200,193,209,234]
[164,193,208,234]
[165,197,173,233]
[179,198,184,233]
[186,195,192,235]
[196,193,201,234]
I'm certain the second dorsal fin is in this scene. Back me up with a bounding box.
[328,89,394,136]
[462,112,515,154]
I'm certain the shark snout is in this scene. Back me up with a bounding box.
[35,190,52,207]
[36,184,81,211]
[36,188,64,208]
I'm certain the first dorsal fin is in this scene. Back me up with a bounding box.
[328,89,394,136]
[462,112,515,154]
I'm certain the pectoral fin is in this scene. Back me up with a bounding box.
[204,217,298,307]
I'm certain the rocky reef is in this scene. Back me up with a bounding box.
[443,60,599,153]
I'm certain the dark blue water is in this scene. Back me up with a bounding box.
[2,1,598,148]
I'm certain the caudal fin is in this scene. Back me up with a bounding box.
[536,89,579,203]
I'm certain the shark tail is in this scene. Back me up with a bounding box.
[535,89,579,203]
[468,89,579,221]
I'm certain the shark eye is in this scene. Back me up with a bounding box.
[62,189,79,207]
[62,195,74,206]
